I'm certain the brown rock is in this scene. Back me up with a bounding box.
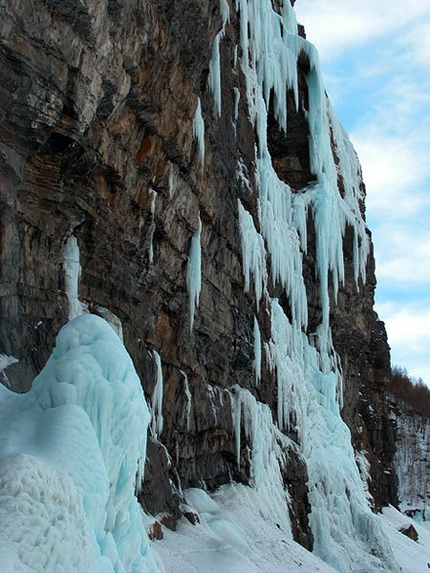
[399,524,418,542]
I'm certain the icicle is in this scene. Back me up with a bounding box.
[151,350,163,437]
[180,369,192,432]
[232,2,391,568]
[208,0,230,117]
[233,87,240,122]
[193,98,205,165]
[237,200,267,307]
[253,316,261,385]
[168,162,175,199]
[220,0,230,27]
[63,236,87,321]
[208,31,223,117]
[148,189,157,264]
[228,385,292,533]
[186,216,202,331]
[231,390,242,468]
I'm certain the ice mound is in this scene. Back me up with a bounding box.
[0,314,163,573]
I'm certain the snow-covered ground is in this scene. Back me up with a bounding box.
[154,487,430,573]
[154,485,337,573]
[379,506,430,573]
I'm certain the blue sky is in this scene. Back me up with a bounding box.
[295,0,430,387]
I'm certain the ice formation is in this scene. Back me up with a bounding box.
[63,236,87,320]
[224,0,395,570]
[193,98,205,165]
[0,354,18,389]
[253,316,261,385]
[186,216,203,331]
[149,189,157,264]
[0,1,407,571]
[150,350,164,438]
[0,315,163,573]
[229,385,292,532]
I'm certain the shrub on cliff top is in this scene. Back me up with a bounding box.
[388,366,430,417]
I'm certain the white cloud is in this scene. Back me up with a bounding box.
[351,132,430,217]
[374,229,430,285]
[376,301,430,385]
[295,0,430,60]
[401,20,430,67]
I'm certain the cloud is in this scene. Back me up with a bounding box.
[374,228,430,285]
[295,0,430,60]
[351,131,430,218]
[400,20,430,67]
[376,301,430,385]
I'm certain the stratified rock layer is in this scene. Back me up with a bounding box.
[0,0,396,547]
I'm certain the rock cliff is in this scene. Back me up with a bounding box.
[0,0,398,568]
[391,398,430,524]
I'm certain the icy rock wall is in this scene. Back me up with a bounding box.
[392,400,430,525]
[0,0,397,570]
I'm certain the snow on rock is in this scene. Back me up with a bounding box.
[0,314,163,573]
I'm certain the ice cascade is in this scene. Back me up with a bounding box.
[229,0,396,571]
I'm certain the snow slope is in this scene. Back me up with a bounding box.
[155,486,338,573]
[379,506,430,573]
[0,314,163,573]
[154,488,430,573]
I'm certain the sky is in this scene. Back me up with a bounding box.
[294,0,430,387]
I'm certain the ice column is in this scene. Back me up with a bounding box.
[193,98,205,165]
[232,0,393,570]
[63,235,87,321]
[151,350,164,437]
[253,316,261,385]
[186,216,202,331]
[149,189,157,264]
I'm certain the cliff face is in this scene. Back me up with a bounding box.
[0,0,397,568]
[391,399,430,523]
